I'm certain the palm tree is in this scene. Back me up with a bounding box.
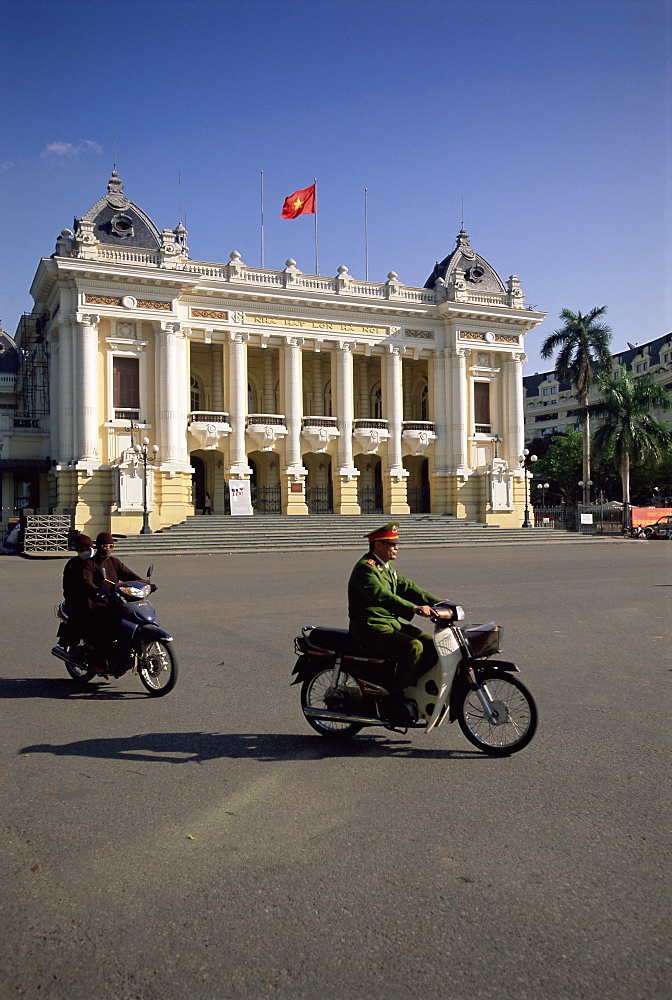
[540,307,612,505]
[590,367,671,521]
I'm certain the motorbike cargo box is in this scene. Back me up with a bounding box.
[465,622,502,658]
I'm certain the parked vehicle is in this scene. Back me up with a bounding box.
[643,515,672,540]
[52,566,178,695]
[622,523,645,538]
[292,601,537,756]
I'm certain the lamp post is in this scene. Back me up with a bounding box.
[135,437,159,534]
[536,481,550,506]
[578,479,593,505]
[519,448,538,527]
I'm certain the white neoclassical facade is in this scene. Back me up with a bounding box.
[12,172,546,534]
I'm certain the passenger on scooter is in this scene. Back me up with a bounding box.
[81,533,145,660]
[348,522,439,725]
[61,534,95,640]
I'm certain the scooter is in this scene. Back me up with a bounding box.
[52,565,178,696]
[292,602,537,755]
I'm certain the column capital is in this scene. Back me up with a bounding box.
[283,336,304,349]
[509,351,527,365]
[227,331,249,344]
[335,340,355,353]
[383,343,403,357]
[75,312,100,327]
[159,320,183,336]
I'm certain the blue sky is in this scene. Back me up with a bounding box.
[1,0,669,373]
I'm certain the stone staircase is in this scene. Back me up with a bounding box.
[114,514,598,557]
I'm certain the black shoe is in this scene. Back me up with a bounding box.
[386,697,418,727]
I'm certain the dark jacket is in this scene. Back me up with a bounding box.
[348,553,438,633]
[62,555,93,617]
[82,554,143,609]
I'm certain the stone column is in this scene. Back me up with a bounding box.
[75,312,100,465]
[332,341,360,513]
[505,352,526,470]
[450,347,471,475]
[47,328,60,467]
[382,345,409,513]
[429,348,450,512]
[57,318,74,465]
[226,332,251,477]
[156,321,189,467]
[281,337,307,513]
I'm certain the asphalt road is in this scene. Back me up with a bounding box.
[1,540,670,1000]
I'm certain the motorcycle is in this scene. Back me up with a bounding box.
[51,565,178,696]
[292,601,537,755]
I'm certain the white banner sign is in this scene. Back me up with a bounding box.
[228,480,253,516]
[580,513,594,524]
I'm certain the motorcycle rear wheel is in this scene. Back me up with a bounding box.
[138,639,178,696]
[64,646,95,683]
[301,669,364,738]
[457,670,537,755]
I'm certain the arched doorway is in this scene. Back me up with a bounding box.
[191,455,205,511]
[404,456,430,512]
[303,453,333,513]
[356,455,383,513]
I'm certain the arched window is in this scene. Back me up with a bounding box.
[190,375,202,412]
[420,381,429,421]
[371,382,382,418]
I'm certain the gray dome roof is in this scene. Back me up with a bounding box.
[0,329,20,374]
[425,228,506,293]
[76,171,162,251]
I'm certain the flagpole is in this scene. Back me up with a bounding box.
[364,187,369,281]
[313,177,319,275]
[260,170,265,269]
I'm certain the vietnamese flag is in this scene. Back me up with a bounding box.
[280,184,316,219]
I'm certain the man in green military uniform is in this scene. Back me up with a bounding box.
[348,522,439,724]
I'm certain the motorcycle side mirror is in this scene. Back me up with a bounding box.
[146,564,153,579]
[93,567,108,585]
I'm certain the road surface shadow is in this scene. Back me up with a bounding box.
[19,730,485,763]
[0,676,148,700]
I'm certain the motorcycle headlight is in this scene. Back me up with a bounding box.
[454,605,466,621]
[117,583,152,600]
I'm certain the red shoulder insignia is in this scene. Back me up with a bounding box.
[366,559,376,566]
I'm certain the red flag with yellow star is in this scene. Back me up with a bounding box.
[280,184,316,219]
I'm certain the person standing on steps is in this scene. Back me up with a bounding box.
[202,491,212,515]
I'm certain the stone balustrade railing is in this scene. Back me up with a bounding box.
[83,248,526,309]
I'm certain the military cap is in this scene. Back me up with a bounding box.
[366,522,400,543]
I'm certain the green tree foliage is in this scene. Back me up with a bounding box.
[590,367,672,509]
[540,307,612,503]
[532,429,583,502]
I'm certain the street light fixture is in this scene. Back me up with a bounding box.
[519,448,538,527]
[536,482,550,506]
[134,436,159,534]
[578,479,593,505]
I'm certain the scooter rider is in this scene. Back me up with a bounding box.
[81,533,145,665]
[348,522,439,725]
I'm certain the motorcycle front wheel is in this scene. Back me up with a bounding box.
[457,670,537,755]
[138,639,178,696]
[301,669,364,738]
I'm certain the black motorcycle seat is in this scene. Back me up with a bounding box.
[305,628,386,664]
